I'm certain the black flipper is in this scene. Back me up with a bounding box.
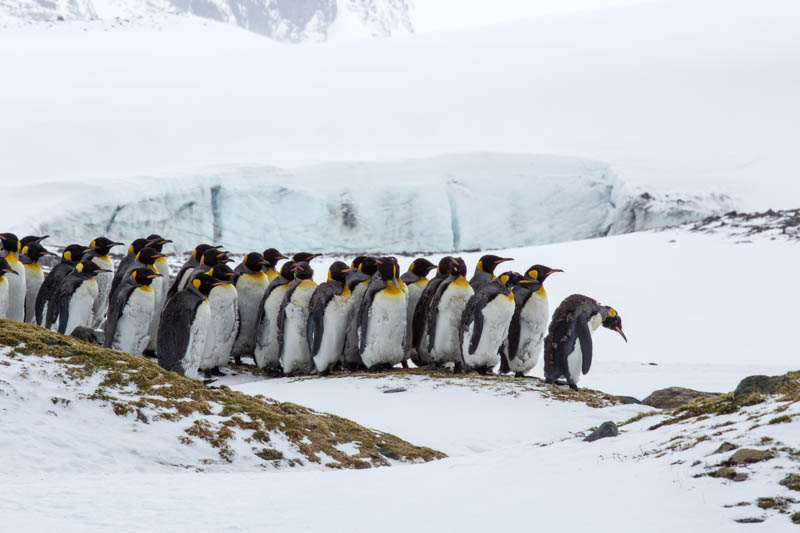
[157,290,203,375]
[412,277,440,351]
[103,284,136,349]
[576,316,594,375]
[506,307,521,361]
[167,261,194,298]
[35,262,70,325]
[551,318,579,382]
[307,281,338,356]
[358,279,385,356]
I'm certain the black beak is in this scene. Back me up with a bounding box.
[616,326,628,343]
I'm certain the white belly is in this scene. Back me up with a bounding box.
[232,273,268,356]
[0,278,9,318]
[404,281,425,358]
[203,285,239,369]
[462,294,514,369]
[181,300,211,380]
[313,293,351,373]
[155,257,170,311]
[63,279,99,334]
[91,256,114,328]
[507,291,549,375]
[342,281,369,364]
[23,264,44,323]
[431,283,474,363]
[361,288,408,369]
[253,286,287,369]
[5,253,26,321]
[112,287,154,355]
[145,274,165,351]
[566,339,583,385]
[280,282,316,375]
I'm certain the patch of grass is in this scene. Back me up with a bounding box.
[769,415,793,424]
[792,512,800,524]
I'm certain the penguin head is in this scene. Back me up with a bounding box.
[496,271,525,288]
[0,257,18,276]
[243,252,268,273]
[190,273,216,296]
[145,234,172,253]
[262,248,288,268]
[291,261,314,280]
[0,233,21,252]
[192,244,220,260]
[128,238,154,256]
[131,267,161,287]
[279,261,297,281]
[408,258,436,278]
[20,235,49,247]
[435,256,455,277]
[209,264,236,284]
[476,255,513,276]
[135,247,165,267]
[292,252,320,263]
[358,256,380,277]
[21,242,54,263]
[376,257,399,281]
[75,259,110,277]
[89,237,124,257]
[327,261,351,283]
[525,265,564,283]
[451,257,468,278]
[199,248,230,267]
[62,244,94,264]
[601,307,627,342]
[350,256,366,270]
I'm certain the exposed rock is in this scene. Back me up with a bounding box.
[255,449,284,461]
[377,447,399,460]
[70,327,100,344]
[712,442,738,455]
[136,409,149,424]
[725,449,775,466]
[710,467,748,481]
[780,474,800,492]
[383,388,407,394]
[614,395,641,405]
[642,387,720,409]
[583,421,619,442]
[734,375,791,399]
[734,517,765,524]
[757,497,796,511]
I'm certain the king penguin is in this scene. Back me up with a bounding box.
[399,258,436,367]
[87,237,124,328]
[544,294,627,390]
[502,265,563,377]
[468,254,513,290]
[291,252,320,264]
[103,267,160,355]
[427,257,474,372]
[185,248,231,287]
[144,234,172,351]
[35,244,93,326]
[460,271,530,374]
[110,238,154,296]
[0,257,18,318]
[167,244,221,297]
[262,248,288,282]
[201,264,239,375]
[410,256,454,367]
[157,273,215,379]
[253,261,295,372]
[277,261,317,375]
[19,242,54,323]
[307,261,364,374]
[357,257,408,370]
[51,259,110,335]
[230,252,269,365]
[19,235,48,247]
[341,256,380,370]
[0,233,27,321]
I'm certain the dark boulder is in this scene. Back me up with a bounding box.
[642,387,720,409]
[583,421,619,442]
[734,375,791,399]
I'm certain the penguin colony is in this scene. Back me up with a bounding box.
[0,233,627,389]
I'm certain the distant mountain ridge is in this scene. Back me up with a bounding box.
[0,0,413,42]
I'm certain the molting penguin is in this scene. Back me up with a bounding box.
[168,244,221,297]
[87,237,124,328]
[0,257,18,318]
[503,265,563,377]
[230,252,269,365]
[411,256,455,367]
[358,257,408,370]
[253,261,295,372]
[400,258,436,367]
[103,268,160,355]
[0,233,27,321]
[201,264,239,375]
[52,260,110,335]
[460,271,530,374]
[468,254,513,291]
[262,248,288,282]
[157,273,215,379]
[427,257,474,371]
[543,294,626,390]
[19,242,54,323]
[277,262,317,375]
[342,256,380,370]
[35,244,93,326]
[307,261,360,374]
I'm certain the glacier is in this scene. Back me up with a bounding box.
[21,154,730,253]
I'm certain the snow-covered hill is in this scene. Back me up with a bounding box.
[0,0,413,42]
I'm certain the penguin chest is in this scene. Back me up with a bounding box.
[0,278,9,318]
[92,256,114,296]
[313,294,351,370]
[114,288,155,355]
[281,282,316,373]
[511,291,549,372]
[463,295,514,368]
[66,279,99,332]
[182,300,211,379]
[207,285,239,366]
[254,286,287,368]
[362,287,408,368]
[23,264,44,322]
[5,253,26,320]
[565,339,584,385]
[234,273,268,342]
[433,282,474,360]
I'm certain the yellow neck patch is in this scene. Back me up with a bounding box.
[138,285,154,293]
[383,280,404,296]
[265,267,278,282]
[414,277,429,288]
[341,285,351,297]
[451,275,470,289]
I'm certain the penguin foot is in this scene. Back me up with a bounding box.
[142,349,157,359]
[453,362,463,374]
[202,378,218,387]
[233,356,242,366]
[401,360,408,369]
[514,372,525,378]
[568,382,580,391]
[210,367,225,377]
